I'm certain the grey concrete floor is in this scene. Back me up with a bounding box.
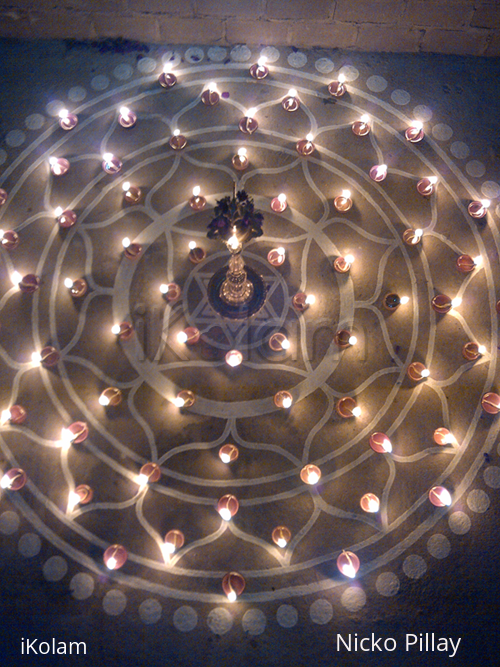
[0,38,499,667]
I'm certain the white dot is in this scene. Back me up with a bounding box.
[25,114,45,130]
[314,57,334,74]
[161,50,182,68]
[91,75,110,91]
[46,99,65,116]
[137,57,157,73]
[185,47,205,63]
[481,181,500,199]
[0,510,19,534]
[70,573,94,600]
[207,47,227,62]
[139,599,162,625]
[341,586,366,611]
[449,511,471,535]
[43,555,68,581]
[427,534,451,559]
[260,47,280,63]
[391,89,410,105]
[339,65,359,81]
[484,466,500,488]
[450,141,470,159]
[432,123,453,141]
[276,604,298,628]
[413,104,433,121]
[366,75,387,92]
[242,609,266,635]
[230,45,251,62]
[288,52,307,68]
[309,598,333,625]
[18,532,42,558]
[466,160,486,178]
[403,554,427,579]
[207,607,233,635]
[113,63,133,80]
[5,130,26,147]
[173,605,198,632]
[0,149,7,165]
[68,86,87,102]
[467,489,490,513]
[376,572,400,597]
[103,589,127,615]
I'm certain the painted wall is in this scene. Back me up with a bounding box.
[0,0,499,56]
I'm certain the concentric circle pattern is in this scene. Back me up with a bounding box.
[0,47,499,621]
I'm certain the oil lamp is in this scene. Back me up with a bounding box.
[407,362,430,381]
[118,106,136,128]
[67,484,93,510]
[49,156,70,176]
[360,493,380,513]
[169,129,187,150]
[328,73,346,97]
[159,63,177,88]
[336,397,361,418]
[239,108,258,134]
[122,181,142,203]
[333,254,354,273]
[272,526,291,548]
[333,190,353,212]
[0,468,27,491]
[58,108,78,130]
[225,350,243,367]
[102,153,122,174]
[55,206,77,228]
[103,544,128,570]
[468,199,490,219]
[352,114,370,136]
[405,120,424,142]
[433,428,456,446]
[217,494,239,521]
[99,387,122,407]
[274,391,293,408]
[292,293,315,311]
[296,133,315,156]
[174,390,195,408]
[0,229,19,249]
[300,464,321,485]
[201,82,219,106]
[282,89,300,112]
[111,322,134,340]
[163,529,184,554]
[1,405,27,424]
[222,572,245,602]
[188,186,205,212]
[136,462,161,487]
[403,228,423,245]
[122,237,142,260]
[417,176,437,196]
[249,56,269,79]
[334,330,357,348]
[219,444,239,463]
[0,189,8,205]
[160,283,181,302]
[369,432,392,453]
[232,147,249,171]
[270,193,287,212]
[268,332,290,351]
[369,163,387,182]
[337,550,360,578]
[481,392,500,414]
[267,247,286,266]
[429,486,452,507]
[177,327,200,345]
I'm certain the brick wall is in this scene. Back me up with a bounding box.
[0,0,499,56]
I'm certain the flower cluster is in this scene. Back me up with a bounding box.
[207,190,264,243]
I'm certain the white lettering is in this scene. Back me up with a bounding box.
[384,638,397,651]
[69,641,87,655]
[25,638,38,654]
[449,638,461,658]
[406,634,418,650]
[337,634,351,651]
[38,642,50,655]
